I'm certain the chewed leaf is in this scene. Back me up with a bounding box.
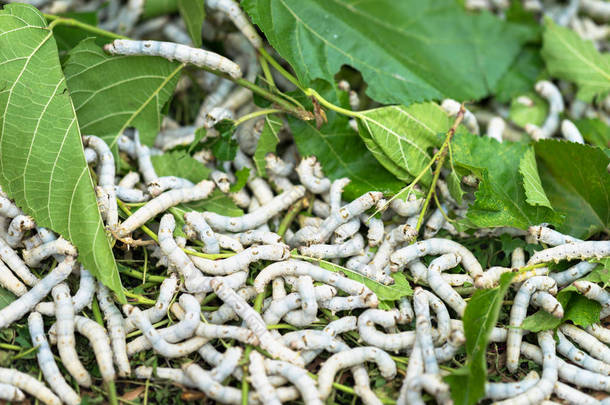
[519,147,553,209]
[178,0,205,48]
[0,4,123,299]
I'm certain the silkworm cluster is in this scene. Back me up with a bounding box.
[2,0,610,404]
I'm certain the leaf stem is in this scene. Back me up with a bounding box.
[258,53,275,88]
[258,48,305,91]
[304,88,362,119]
[44,14,128,40]
[233,76,310,119]
[233,108,282,127]
[119,267,165,283]
[415,105,465,232]
[278,198,305,237]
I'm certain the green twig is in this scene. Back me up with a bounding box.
[258,53,275,88]
[258,48,305,91]
[119,267,165,283]
[45,13,127,39]
[278,198,305,237]
[233,108,282,127]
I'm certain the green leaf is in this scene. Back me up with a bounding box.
[445,272,516,405]
[358,122,412,182]
[494,46,545,103]
[253,115,282,177]
[0,4,123,300]
[509,92,548,128]
[202,120,239,161]
[519,147,552,209]
[229,168,249,193]
[587,259,610,285]
[178,0,204,48]
[143,0,179,18]
[447,168,464,205]
[0,287,16,310]
[51,11,106,52]
[522,290,601,332]
[573,118,610,149]
[288,112,403,201]
[535,139,610,238]
[151,150,211,183]
[63,38,182,146]
[314,259,412,301]
[181,190,243,216]
[358,103,450,185]
[541,18,610,102]
[243,0,533,105]
[451,133,561,229]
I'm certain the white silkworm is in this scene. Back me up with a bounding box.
[0,257,74,329]
[528,225,581,246]
[136,366,196,388]
[551,261,597,287]
[0,196,22,218]
[115,186,148,203]
[414,288,439,374]
[554,381,600,405]
[147,176,194,197]
[422,289,451,344]
[556,329,610,375]
[184,363,246,404]
[249,351,281,405]
[207,0,263,48]
[442,99,480,134]
[506,276,557,373]
[358,308,415,352]
[318,346,396,399]
[361,214,384,247]
[264,359,322,405]
[293,191,383,245]
[5,215,35,247]
[334,218,361,243]
[573,280,610,318]
[115,180,215,238]
[441,273,473,286]
[203,186,305,232]
[125,274,177,332]
[424,206,446,239]
[295,275,317,325]
[360,224,416,284]
[207,286,257,324]
[52,283,91,387]
[391,238,483,280]
[397,335,424,405]
[231,230,281,246]
[211,346,243,382]
[211,170,231,193]
[312,199,331,218]
[211,277,304,366]
[23,238,76,267]
[485,371,539,400]
[299,233,364,259]
[190,244,289,275]
[531,291,564,318]
[486,116,505,142]
[263,285,336,324]
[133,131,158,184]
[255,260,378,307]
[528,241,610,265]
[83,135,118,227]
[0,236,38,286]
[0,367,61,405]
[105,40,242,78]
[559,323,610,364]
[581,0,610,20]
[28,312,81,405]
[586,323,610,344]
[426,253,467,316]
[118,171,140,188]
[265,154,293,177]
[97,282,130,377]
[204,107,234,129]
[390,195,423,217]
[525,81,564,140]
[496,330,557,405]
[0,259,27,296]
[561,119,585,144]
[345,246,374,272]
[296,157,331,194]
[320,295,371,312]
[0,383,24,401]
[73,315,115,381]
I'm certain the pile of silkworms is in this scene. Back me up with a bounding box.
[1,0,610,404]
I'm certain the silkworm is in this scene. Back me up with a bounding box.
[559,323,610,364]
[115,186,148,203]
[254,260,378,307]
[426,252,467,316]
[0,256,74,329]
[361,214,384,247]
[263,285,336,325]
[263,359,323,405]
[561,119,585,144]
[424,206,447,239]
[318,346,396,399]
[358,308,415,352]
[361,224,416,284]
[413,288,439,374]
[528,225,581,246]
[231,230,282,246]
[441,99,480,134]
[299,233,364,259]
[434,327,466,362]
[52,283,91,386]
[0,236,38,286]
[581,0,610,20]
[97,282,130,377]
[586,323,610,344]
[133,131,158,184]
[531,291,564,318]
[195,79,234,127]
[23,238,77,267]
[345,246,375,272]
[83,135,118,227]
[202,186,305,232]
[0,196,22,218]
[554,381,600,405]
[249,351,281,405]
[320,295,372,312]
[115,180,215,238]
[422,289,451,344]
[265,154,293,177]
[203,107,234,129]
[296,157,331,194]
[397,336,424,405]
[211,170,231,193]
[0,367,61,405]
[485,371,540,400]
[190,244,289,275]
[525,80,565,140]
[206,0,263,48]
[295,275,317,324]
[506,276,558,373]
[496,330,557,405]
[73,315,115,381]
[211,346,243,382]
[0,259,27,296]
[136,365,197,388]
[211,277,304,366]
[5,215,35,247]
[216,232,244,252]
[0,383,24,401]
[486,116,505,142]
[39,265,93,318]
[118,171,140,188]
[405,374,452,405]
[105,40,243,78]
[391,238,483,280]
[573,280,610,318]
[123,274,177,332]
[333,218,361,243]
[28,312,81,405]
[556,329,610,375]
[184,363,246,404]
[551,261,597,286]
[147,176,194,197]
[292,191,383,245]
